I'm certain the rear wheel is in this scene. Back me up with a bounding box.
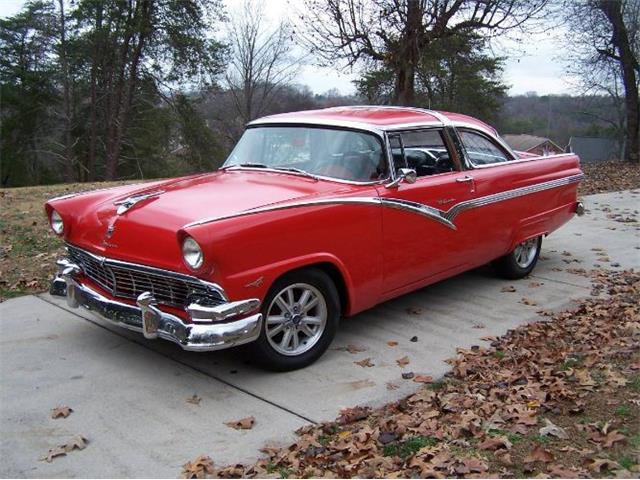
[493,236,542,279]
[249,268,340,371]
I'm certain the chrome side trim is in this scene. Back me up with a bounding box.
[184,173,584,230]
[184,197,382,228]
[380,198,456,229]
[443,173,584,222]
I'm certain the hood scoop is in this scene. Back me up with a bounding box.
[114,190,165,215]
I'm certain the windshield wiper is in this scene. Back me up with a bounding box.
[220,162,268,170]
[271,166,319,181]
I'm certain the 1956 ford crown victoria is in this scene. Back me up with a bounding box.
[47,106,584,370]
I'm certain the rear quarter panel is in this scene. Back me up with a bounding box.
[468,153,582,262]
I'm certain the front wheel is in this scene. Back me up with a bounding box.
[248,268,340,371]
[493,236,542,279]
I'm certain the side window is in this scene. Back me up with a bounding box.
[389,129,457,177]
[459,130,511,166]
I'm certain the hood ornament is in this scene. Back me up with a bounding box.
[114,190,164,215]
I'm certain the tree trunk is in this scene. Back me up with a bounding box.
[58,0,75,182]
[599,0,639,163]
[392,0,422,106]
[87,2,103,182]
[393,63,416,105]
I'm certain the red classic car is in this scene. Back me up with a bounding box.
[47,106,584,370]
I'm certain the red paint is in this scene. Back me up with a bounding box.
[46,107,582,321]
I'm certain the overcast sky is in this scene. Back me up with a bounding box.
[0,0,578,96]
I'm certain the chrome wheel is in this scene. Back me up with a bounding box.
[513,237,539,268]
[265,283,328,356]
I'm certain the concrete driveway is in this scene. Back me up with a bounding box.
[1,190,639,477]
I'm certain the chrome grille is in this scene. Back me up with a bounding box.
[67,245,224,308]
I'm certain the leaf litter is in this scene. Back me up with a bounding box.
[190,269,640,478]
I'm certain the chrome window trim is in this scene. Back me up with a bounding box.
[226,123,392,185]
[222,166,388,186]
[385,125,464,179]
[455,127,530,168]
[66,243,228,301]
[184,173,584,230]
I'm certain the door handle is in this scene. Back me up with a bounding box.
[456,175,474,183]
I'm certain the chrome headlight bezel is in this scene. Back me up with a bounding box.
[182,236,204,270]
[50,210,64,235]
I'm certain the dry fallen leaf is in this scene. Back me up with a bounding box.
[40,435,88,463]
[354,357,374,368]
[225,416,255,430]
[181,455,215,479]
[40,446,67,463]
[524,444,555,463]
[51,405,73,419]
[186,394,202,406]
[386,341,398,347]
[386,382,399,390]
[501,285,517,292]
[478,436,512,451]
[412,375,433,384]
[539,418,568,439]
[520,297,537,306]
[583,458,620,473]
[396,356,410,368]
[64,435,88,452]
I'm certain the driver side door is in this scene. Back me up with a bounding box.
[375,127,478,298]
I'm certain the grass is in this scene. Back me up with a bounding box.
[383,436,439,458]
[615,405,632,418]
[629,374,640,392]
[618,456,635,471]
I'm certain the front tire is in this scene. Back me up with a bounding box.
[249,268,340,371]
[493,236,542,279]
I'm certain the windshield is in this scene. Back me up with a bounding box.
[223,126,388,182]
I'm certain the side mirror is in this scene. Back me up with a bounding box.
[385,168,417,189]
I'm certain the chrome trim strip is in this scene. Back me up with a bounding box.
[380,198,456,229]
[114,190,164,215]
[443,173,584,222]
[65,243,228,301]
[184,197,382,228]
[184,173,584,230]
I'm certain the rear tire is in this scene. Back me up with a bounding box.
[248,268,340,371]
[493,236,542,280]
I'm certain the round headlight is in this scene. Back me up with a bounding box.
[182,236,204,269]
[50,210,64,235]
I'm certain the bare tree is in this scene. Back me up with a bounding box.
[300,0,549,105]
[225,0,300,133]
[563,0,639,163]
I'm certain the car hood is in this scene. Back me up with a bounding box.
[52,170,351,270]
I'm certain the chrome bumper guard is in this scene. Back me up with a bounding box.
[50,259,262,352]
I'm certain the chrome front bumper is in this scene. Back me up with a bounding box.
[50,260,262,352]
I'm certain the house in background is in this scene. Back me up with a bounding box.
[568,136,618,163]
[502,134,564,156]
